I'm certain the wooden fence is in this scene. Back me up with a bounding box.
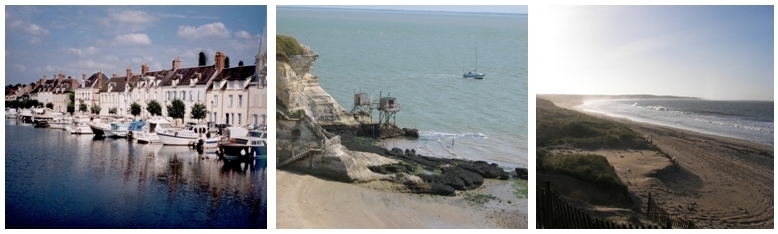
[538,181,695,229]
[636,192,696,229]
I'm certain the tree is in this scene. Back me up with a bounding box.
[225,56,230,68]
[67,103,75,114]
[67,93,75,114]
[130,101,142,117]
[37,102,44,108]
[146,100,162,116]
[199,52,206,66]
[79,103,87,113]
[238,60,244,67]
[189,102,208,123]
[167,99,186,126]
[108,107,117,115]
[29,82,35,87]
[46,102,53,109]
[90,104,101,115]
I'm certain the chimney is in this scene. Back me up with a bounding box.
[141,64,149,74]
[112,73,117,78]
[126,68,132,83]
[172,57,180,70]
[215,52,225,72]
[97,70,103,88]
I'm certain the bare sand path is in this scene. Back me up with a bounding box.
[276,170,527,229]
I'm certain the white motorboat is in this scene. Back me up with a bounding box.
[89,118,111,137]
[19,109,33,123]
[48,114,70,129]
[135,117,171,144]
[106,122,131,138]
[217,127,267,158]
[6,108,18,119]
[157,124,210,146]
[68,116,93,134]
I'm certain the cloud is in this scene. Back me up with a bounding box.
[75,59,115,70]
[29,37,42,44]
[63,46,100,57]
[109,10,158,24]
[113,33,152,45]
[235,30,252,40]
[177,22,230,40]
[25,23,50,35]
[12,64,27,72]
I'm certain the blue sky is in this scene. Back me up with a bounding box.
[534,5,774,101]
[5,6,267,85]
[287,5,527,14]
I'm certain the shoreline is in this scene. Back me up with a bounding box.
[542,97,774,228]
[276,169,528,228]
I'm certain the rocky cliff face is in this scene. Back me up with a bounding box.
[276,44,357,126]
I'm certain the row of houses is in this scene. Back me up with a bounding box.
[9,50,268,128]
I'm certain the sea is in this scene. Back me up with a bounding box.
[580,99,774,146]
[278,7,528,170]
[4,120,267,228]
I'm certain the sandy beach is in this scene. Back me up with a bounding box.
[276,170,527,229]
[540,96,774,228]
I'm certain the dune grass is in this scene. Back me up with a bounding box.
[536,97,653,150]
[537,150,626,192]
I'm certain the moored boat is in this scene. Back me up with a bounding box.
[135,117,171,144]
[106,122,131,138]
[217,127,267,158]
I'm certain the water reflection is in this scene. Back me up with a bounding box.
[5,120,267,228]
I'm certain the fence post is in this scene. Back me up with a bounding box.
[647,192,652,217]
[545,181,553,228]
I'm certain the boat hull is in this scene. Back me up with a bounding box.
[219,144,267,158]
[69,125,94,134]
[157,132,198,146]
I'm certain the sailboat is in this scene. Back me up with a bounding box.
[463,47,485,79]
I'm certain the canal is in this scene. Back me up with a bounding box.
[5,119,267,228]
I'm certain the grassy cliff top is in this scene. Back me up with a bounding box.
[277,34,304,60]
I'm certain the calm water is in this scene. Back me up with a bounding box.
[5,120,267,228]
[581,99,774,146]
[278,8,528,170]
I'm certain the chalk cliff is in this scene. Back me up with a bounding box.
[276,44,358,126]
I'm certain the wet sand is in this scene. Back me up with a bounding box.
[276,170,527,229]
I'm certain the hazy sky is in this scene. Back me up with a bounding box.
[534,6,773,101]
[292,5,528,14]
[5,6,267,85]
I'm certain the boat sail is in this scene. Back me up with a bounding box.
[463,47,485,79]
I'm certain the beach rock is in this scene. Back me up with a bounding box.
[403,128,420,138]
[499,172,510,180]
[515,168,528,177]
[442,167,484,190]
[459,161,503,178]
[519,174,528,180]
[429,183,456,196]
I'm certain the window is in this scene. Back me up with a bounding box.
[173,92,176,100]
[166,91,170,101]
[238,95,242,108]
[225,113,229,124]
[228,95,233,108]
[232,113,235,125]
[197,91,201,101]
[212,112,217,122]
[213,95,218,107]
[181,91,185,101]
[230,80,234,90]
[253,114,258,126]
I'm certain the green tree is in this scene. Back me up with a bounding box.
[130,101,142,117]
[90,104,101,115]
[79,103,87,113]
[37,102,44,108]
[67,93,75,114]
[199,51,207,66]
[189,102,208,123]
[108,107,117,114]
[167,99,186,126]
[146,100,162,116]
[225,56,230,68]
[46,102,53,109]
[238,60,244,67]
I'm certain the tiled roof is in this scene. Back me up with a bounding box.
[214,65,256,81]
[162,65,217,86]
[99,77,128,93]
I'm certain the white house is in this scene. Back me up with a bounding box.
[161,55,221,126]
[75,71,108,115]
